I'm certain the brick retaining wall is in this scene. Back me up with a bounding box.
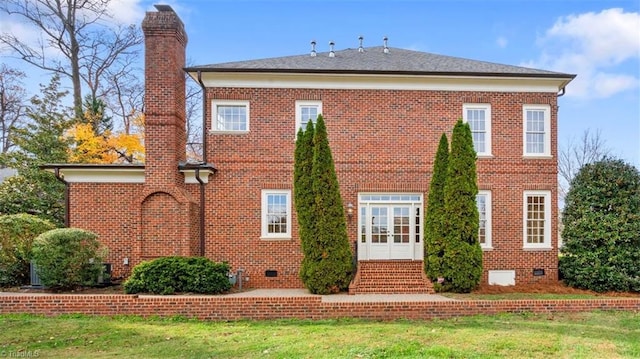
[1,295,638,321]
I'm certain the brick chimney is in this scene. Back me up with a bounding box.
[141,5,187,187]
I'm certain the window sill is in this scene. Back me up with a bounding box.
[477,154,494,159]
[481,246,493,251]
[260,236,292,241]
[209,130,249,135]
[522,246,553,251]
[522,154,552,159]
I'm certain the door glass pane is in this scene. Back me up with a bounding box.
[360,206,366,243]
[393,207,410,243]
[371,207,388,243]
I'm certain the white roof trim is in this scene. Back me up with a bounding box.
[45,167,145,183]
[194,72,570,93]
[180,168,215,184]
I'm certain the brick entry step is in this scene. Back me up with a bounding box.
[348,260,435,295]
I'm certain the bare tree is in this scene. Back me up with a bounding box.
[0,0,142,118]
[185,61,203,162]
[558,128,611,201]
[0,64,27,156]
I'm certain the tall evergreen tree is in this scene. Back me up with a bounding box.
[560,158,640,292]
[425,133,449,283]
[441,120,482,292]
[302,115,353,294]
[0,75,72,226]
[294,121,316,284]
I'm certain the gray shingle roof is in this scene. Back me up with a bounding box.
[186,46,575,78]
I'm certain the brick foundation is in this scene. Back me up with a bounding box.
[1,294,638,321]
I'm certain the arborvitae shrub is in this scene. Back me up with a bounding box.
[441,120,482,293]
[560,158,640,292]
[0,213,56,287]
[31,228,105,290]
[123,256,231,295]
[295,121,317,286]
[302,115,353,294]
[425,133,449,286]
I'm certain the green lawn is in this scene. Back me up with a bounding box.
[2,312,639,358]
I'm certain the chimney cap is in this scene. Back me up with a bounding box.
[154,4,174,12]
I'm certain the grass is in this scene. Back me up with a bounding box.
[1,311,639,358]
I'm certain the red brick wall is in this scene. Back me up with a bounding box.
[65,8,560,290]
[1,294,638,321]
[203,87,559,288]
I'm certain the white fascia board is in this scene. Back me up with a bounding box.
[46,167,145,183]
[198,72,568,93]
[180,168,215,184]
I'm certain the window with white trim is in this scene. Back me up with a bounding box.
[261,190,291,239]
[476,190,492,249]
[295,100,322,133]
[523,105,551,157]
[212,100,249,132]
[463,104,491,156]
[523,190,552,249]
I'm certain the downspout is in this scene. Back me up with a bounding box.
[196,70,208,257]
[53,168,70,227]
[197,70,208,163]
[195,167,205,256]
[557,87,566,97]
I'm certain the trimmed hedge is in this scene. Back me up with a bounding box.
[123,256,231,295]
[32,228,105,290]
[0,214,57,287]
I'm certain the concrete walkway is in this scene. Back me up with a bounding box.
[224,288,456,302]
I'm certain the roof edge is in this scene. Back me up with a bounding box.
[184,67,576,80]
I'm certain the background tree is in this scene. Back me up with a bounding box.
[0,64,27,155]
[301,115,353,294]
[0,0,143,118]
[425,133,449,284]
[295,122,316,289]
[66,97,144,163]
[185,68,203,161]
[559,158,640,292]
[0,75,72,226]
[558,129,611,204]
[441,120,482,293]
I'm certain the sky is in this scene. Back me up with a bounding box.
[2,0,639,167]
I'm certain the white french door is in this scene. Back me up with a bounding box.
[358,194,423,260]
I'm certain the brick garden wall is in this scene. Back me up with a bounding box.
[1,294,638,321]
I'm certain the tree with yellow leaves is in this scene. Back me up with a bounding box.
[66,96,144,164]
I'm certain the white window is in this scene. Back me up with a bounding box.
[476,190,492,249]
[463,104,491,156]
[295,100,322,133]
[523,190,552,249]
[523,105,551,157]
[261,190,291,239]
[212,100,249,133]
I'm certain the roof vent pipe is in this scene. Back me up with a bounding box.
[310,40,316,57]
[358,36,364,52]
[383,36,389,54]
[329,41,335,57]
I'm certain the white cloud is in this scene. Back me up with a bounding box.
[525,8,640,99]
[496,36,508,48]
[105,0,146,26]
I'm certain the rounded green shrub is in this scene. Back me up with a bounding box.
[560,158,640,292]
[0,213,57,287]
[31,228,105,290]
[123,256,231,295]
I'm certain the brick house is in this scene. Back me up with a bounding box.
[46,6,574,293]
